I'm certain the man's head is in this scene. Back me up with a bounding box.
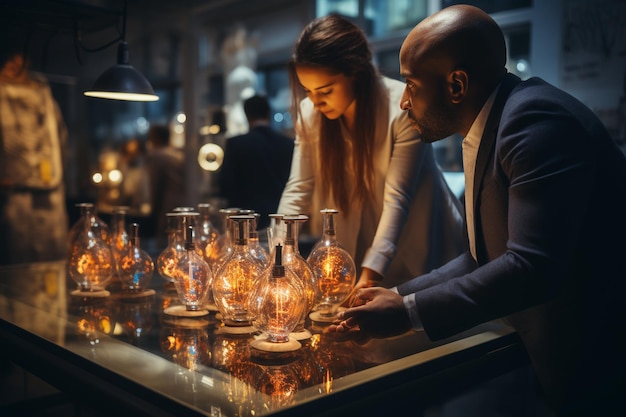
[0,24,31,80]
[243,95,271,125]
[399,5,508,142]
[147,125,171,149]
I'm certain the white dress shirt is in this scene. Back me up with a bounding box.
[463,87,498,260]
[400,85,500,331]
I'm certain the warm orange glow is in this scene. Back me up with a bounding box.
[323,369,333,393]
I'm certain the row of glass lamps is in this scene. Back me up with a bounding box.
[66,203,356,352]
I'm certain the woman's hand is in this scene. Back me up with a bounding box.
[343,267,383,307]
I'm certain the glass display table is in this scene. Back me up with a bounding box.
[0,261,526,416]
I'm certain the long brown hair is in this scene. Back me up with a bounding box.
[289,14,382,215]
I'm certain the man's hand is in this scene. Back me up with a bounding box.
[328,287,412,338]
[343,267,383,307]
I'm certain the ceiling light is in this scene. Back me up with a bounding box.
[84,1,158,102]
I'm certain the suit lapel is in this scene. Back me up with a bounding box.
[471,73,521,259]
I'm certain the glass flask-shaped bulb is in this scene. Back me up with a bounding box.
[249,244,305,351]
[306,209,356,321]
[157,212,199,283]
[282,214,319,337]
[67,205,114,294]
[248,212,269,268]
[173,225,213,311]
[213,207,242,271]
[267,213,286,258]
[196,203,221,272]
[68,202,111,255]
[213,214,264,326]
[110,206,130,283]
[118,223,155,294]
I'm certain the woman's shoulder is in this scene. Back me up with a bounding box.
[380,76,408,121]
[381,77,405,104]
[381,76,405,90]
[296,97,320,136]
[299,96,315,115]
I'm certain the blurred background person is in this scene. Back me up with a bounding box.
[145,124,185,242]
[0,27,69,265]
[118,138,150,216]
[219,94,294,229]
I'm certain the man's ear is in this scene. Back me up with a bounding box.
[449,70,468,104]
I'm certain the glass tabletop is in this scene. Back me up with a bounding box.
[0,260,518,417]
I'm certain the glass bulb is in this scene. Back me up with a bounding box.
[196,203,221,272]
[68,202,111,255]
[213,214,264,325]
[306,209,356,320]
[110,206,130,285]
[248,213,269,268]
[157,212,199,283]
[282,214,318,336]
[267,213,286,258]
[249,244,305,345]
[213,207,242,272]
[173,225,213,311]
[118,223,154,293]
[67,204,114,293]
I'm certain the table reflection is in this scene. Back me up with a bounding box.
[0,260,518,417]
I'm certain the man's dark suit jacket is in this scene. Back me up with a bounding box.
[397,73,626,414]
[219,125,294,229]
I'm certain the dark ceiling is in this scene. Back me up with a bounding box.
[0,0,297,69]
[0,0,122,36]
[0,0,294,35]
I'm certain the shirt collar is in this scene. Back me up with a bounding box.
[464,84,501,148]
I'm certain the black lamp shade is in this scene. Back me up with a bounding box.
[84,41,159,102]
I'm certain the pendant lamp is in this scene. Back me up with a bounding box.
[84,1,158,102]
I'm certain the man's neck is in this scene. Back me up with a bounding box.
[249,119,270,129]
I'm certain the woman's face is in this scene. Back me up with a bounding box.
[295,65,356,120]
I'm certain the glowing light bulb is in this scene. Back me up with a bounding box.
[307,209,356,321]
[171,225,213,312]
[67,203,114,296]
[213,215,264,329]
[282,214,318,340]
[249,244,305,351]
[117,223,155,295]
[157,212,199,285]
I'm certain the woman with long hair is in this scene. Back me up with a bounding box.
[278,14,465,289]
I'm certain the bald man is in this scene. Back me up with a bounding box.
[329,5,626,416]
